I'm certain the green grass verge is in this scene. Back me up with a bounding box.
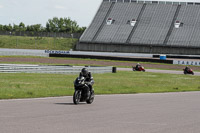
[0,71,200,99]
[0,35,78,50]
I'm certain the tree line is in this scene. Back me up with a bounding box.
[0,17,86,33]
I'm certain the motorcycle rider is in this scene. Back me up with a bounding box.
[135,63,141,70]
[79,68,94,99]
[184,66,190,72]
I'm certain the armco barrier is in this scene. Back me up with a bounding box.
[49,54,173,64]
[0,48,48,57]
[153,54,200,59]
[0,64,113,74]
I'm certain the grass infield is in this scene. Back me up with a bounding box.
[0,71,200,99]
[0,35,78,50]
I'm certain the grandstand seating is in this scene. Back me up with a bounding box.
[130,4,177,45]
[95,3,132,43]
[78,0,200,54]
[80,2,112,42]
[167,5,200,47]
[95,3,143,43]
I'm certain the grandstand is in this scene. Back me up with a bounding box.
[77,0,200,55]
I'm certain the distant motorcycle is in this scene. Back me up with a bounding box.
[73,76,94,105]
[132,66,145,72]
[183,68,194,75]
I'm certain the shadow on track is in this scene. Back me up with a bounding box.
[55,103,86,105]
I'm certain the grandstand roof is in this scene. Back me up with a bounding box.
[105,0,200,4]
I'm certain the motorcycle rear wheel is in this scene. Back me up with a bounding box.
[73,90,81,105]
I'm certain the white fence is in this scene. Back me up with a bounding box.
[0,48,154,58]
[173,60,200,66]
[0,48,48,57]
[0,64,113,74]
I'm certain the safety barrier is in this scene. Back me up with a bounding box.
[0,64,113,74]
[0,48,48,57]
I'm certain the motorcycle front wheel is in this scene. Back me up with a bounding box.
[192,72,194,75]
[73,90,81,105]
[86,90,94,104]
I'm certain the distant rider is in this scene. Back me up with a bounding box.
[79,68,94,99]
[135,63,141,70]
[184,66,190,72]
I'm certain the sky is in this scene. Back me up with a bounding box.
[0,0,200,27]
[0,0,102,27]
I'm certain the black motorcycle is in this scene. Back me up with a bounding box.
[73,76,94,105]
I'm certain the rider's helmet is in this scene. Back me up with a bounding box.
[81,68,88,77]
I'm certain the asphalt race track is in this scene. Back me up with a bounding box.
[1,92,200,133]
[118,68,200,76]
